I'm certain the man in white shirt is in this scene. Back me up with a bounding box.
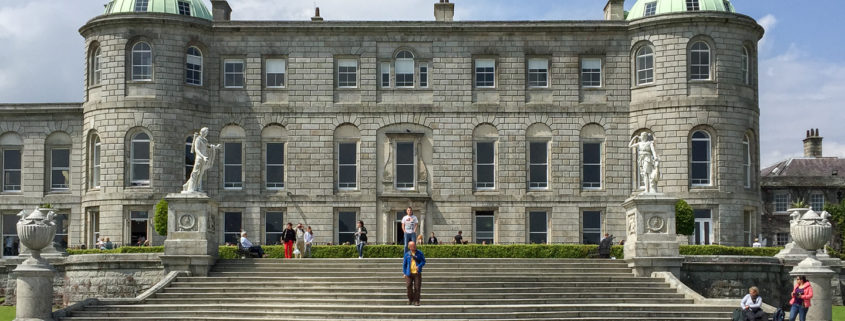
[239,231,266,258]
[752,238,762,248]
[401,207,419,253]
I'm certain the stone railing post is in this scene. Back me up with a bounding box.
[14,208,58,321]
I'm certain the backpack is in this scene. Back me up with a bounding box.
[772,308,785,321]
[731,308,743,321]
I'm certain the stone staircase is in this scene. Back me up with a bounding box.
[59,258,735,320]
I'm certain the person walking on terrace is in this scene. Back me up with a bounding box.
[281,222,296,259]
[294,223,306,259]
[740,286,766,321]
[354,220,368,259]
[401,207,419,253]
[789,275,813,321]
[239,231,266,258]
[402,241,426,306]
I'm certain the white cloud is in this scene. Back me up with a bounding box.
[756,14,777,53]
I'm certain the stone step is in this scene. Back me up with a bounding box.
[142,297,693,305]
[210,266,633,273]
[159,285,677,294]
[60,318,733,321]
[205,271,635,278]
[184,275,656,283]
[152,291,685,299]
[168,280,669,289]
[217,258,625,264]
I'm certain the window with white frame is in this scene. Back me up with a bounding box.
[3,214,20,256]
[419,63,429,88]
[186,47,202,86]
[395,51,415,88]
[581,58,602,87]
[131,42,152,81]
[686,0,700,11]
[776,232,789,246]
[741,47,750,85]
[693,209,712,245]
[582,210,602,245]
[644,1,657,16]
[475,59,495,88]
[265,142,284,190]
[130,132,150,187]
[134,0,148,12]
[224,142,243,189]
[91,135,101,189]
[528,211,548,244]
[87,208,99,247]
[475,210,494,244]
[92,47,102,86]
[395,142,415,190]
[265,59,286,88]
[50,148,70,191]
[582,142,602,189]
[774,192,789,212]
[223,59,244,88]
[690,42,711,80]
[528,141,549,189]
[265,211,284,245]
[2,149,21,192]
[223,211,242,245]
[811,193,825,211]
[177,1,191,16]
[380,62,391,88]
[337,210,357,244]
[338,142,357,190]
[337,59,358,88]
[527,58,549,88]
[690,131,711,186]
[475,141,495,190]
[636,46,654,85]
[743,136,751,188]
[184,136,194,182]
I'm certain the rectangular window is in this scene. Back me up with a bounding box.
[337,211,356,245]
[185,137,194,182]
[475,141,495,190]
[186,52,202,86]
[529,211,548,244]
[92,140,101,188]
[690,136,711,186]
[743,139,751,188]
[52,213,69,250]
[581,58,602,88]
[582,210,602,244]
[265,142,284,189]
[177,1,191,16]
[130,135,150,187]
[475,210,494,244]
[693,209,712,245]
[3,214,20,256]
[134,0,149,12]
[223,59,244,88]
[337,59,358,88]
[51,148,70,190]
[527,58,548,88]
[380,62,391,88]
[644,2,657,16]
[811,193,825,211]
[265,211,284,245]
[2,149,21,192]
[395,59,414,88]
[265,59,286,88]
[132,45,152,81]
[419,64,429,88]
[129,210,148,246]
[88,208,100,248]
[395,142,415,190]
[582,142,602,189]
[743,210,752,246]
[776,232,789,246]
[774,193,789,212]
[224,142,243,189]
[686,0,700,11]
[93,52,102,85]
[223,212,242,245]
[475,59,495,88]
[528,141,548,189]
[338,143,357,190]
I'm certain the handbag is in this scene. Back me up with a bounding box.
[293,247,301,255]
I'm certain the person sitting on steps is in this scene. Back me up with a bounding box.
[740,286,766,321]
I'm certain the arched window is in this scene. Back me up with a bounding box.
[473,124,498,190]
[690,42,711,80]
[741,47,750,85]
[636,46,654,85]
[186,46,202,86]
[1,132,23,192]
[526,123,552,190]
[131,42,152,81]
[690,130,711,186]
[263,125,288,190]
[91,46,102,86]
[90,134,101,189]
[743,135,751,188]
[334,124,360,191]
[130,132,151,187]
[581,124,605,190]
[46,132,72,191]
[395,50,415,87]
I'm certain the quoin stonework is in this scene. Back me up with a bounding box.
[0,0,763,253]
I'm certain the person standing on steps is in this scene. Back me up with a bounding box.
[304,226,314,258]
[789,275,813,321]
[401,207,419,253]
[402,241,425,306]
[281,222,296,259]
[294,223,306,259]
[354,220,368,259]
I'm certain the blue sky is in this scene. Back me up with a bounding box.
[0,0,843,167]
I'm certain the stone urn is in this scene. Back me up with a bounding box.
[789,208,832,259]
[16,208,57,265]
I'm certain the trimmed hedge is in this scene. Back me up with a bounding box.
[679,245,781,257]
[66,246,165,255]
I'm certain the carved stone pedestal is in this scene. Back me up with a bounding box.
[14,263,55,321]
[161,193,218,276]
[790,257,835,321]
[623,193,683,277]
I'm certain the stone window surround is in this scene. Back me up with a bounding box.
[632,42,655,88]
[687,36,717,83]
[379,48,432,91]
[88,43,102,88]
[333,207,359,245]
[525,55,551,89]
[126,129,153,188]
[263,55,288,90]
[579,55,604,89]
[382,132,428,194]
[473,56,498,89]
[472,208,497,244]
[128,40,154,82]
[526,208,551,244]
[335,56,360,89]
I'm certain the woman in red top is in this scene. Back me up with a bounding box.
[788,275,813,321]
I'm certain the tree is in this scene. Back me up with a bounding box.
[824,199,845,251]
[676,199,694,236]
[154,199,168,236]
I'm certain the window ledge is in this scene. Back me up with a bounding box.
[631,83,657,90]
[473,87,498,91]
[0,191,23,196]
[87,84,104,90]
[473,190,500,196]
[221,87,245,91]
[128,80,154,84]
[380,88,434,92]
[688,79,716,84]
[581,86,604,91]
[690,186,717,191]
[526,87,551,91]
[336,87,360,91]
[527,189,552,194]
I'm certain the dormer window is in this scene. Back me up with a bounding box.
[644,2,657,16]
[134,0,149,12]
[686,0,700,11]
[178,1,191,16]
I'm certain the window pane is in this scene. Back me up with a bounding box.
[51,170,68,188]
[691,140,709,161]
[529,211,547,233]
[132,164,150,181]
[529,142,547,164]
[224,212,242,244]
[3,214,18,235]
[338,211,356,244]
[4,172,21,190]
[583,143,600,164]
[265,212,284,233]
[225,143,242,165]
[582,211,601,245]
[476,142,494,164]
[225,166,242,183]
[476,165,494,186]
[4,150,21,169]
[691,163,709,181]
[396,142,414,164]
[52,149,70,167]
[529,165,547,184]
[583,211,601,229]
[397,165,414,185]
[266,143,284,165]
[133,141,150,160]
[475,211,494,244]
[583,166,601,186]
[267,166,284,185]
[339,143,356,165]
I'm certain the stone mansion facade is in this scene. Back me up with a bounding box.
[0,0,763,254]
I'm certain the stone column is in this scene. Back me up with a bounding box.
[790,259,834,321]
[788,208,835,321]
[623,193,683,277]
[14,208,58,321]
[160,193,218,276]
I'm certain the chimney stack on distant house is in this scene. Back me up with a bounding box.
[435,0,455,22]
[311,7,324,21]
[604,0,625,21]
[211,0,231,21]
[803,128,823,158]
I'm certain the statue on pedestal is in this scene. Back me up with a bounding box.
[182,127,221,194]
[629,132,660,194]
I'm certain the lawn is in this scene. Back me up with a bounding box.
[0,305,14,321]
[834,306,845,321]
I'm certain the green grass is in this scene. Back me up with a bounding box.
[0,305,14,321]
[833,306,845,321]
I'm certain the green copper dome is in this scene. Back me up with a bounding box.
[627,0,735,20]
[103,0,212,20]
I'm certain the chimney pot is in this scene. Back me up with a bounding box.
[803,128,824,158]
[312,7,324,21]
[434,0,455,22]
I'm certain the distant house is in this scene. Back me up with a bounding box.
[761,129,845,246]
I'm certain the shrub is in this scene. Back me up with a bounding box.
[675,199,694,236]
[679,245,781,257]
[67,246,164,255]
[219,244,625,259]
[154,199,168,236]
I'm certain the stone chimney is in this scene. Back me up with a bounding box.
[311,7,324,22]
[211,0,231,22]
[604,0,625,21]
[803,128,823,158]
[434,0,455,22]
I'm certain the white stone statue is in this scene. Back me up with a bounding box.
[182,127,221,193]
[629,132,660,194]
